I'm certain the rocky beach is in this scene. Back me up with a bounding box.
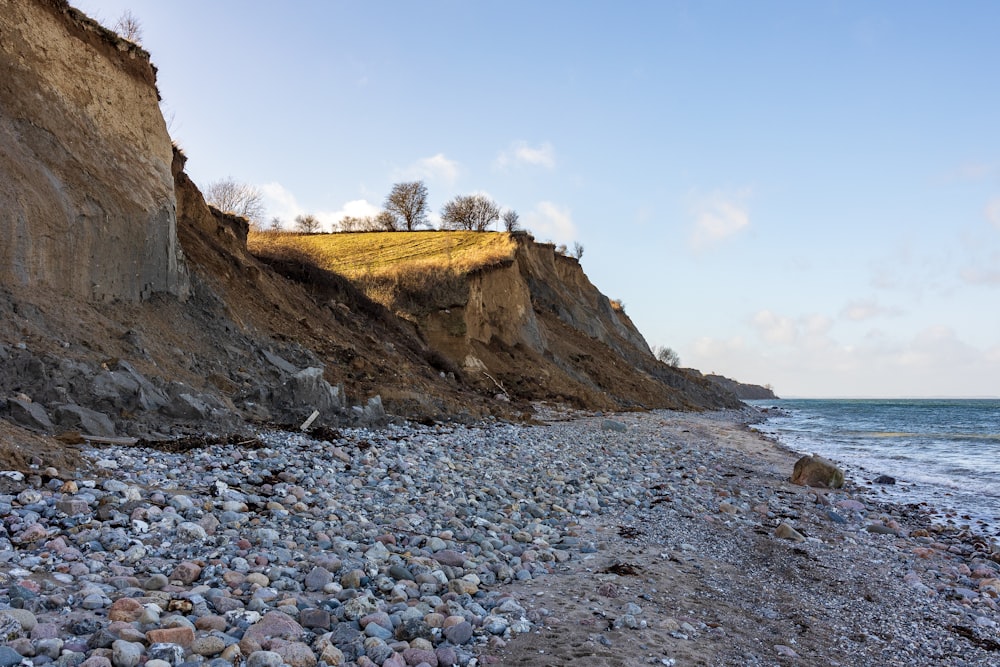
[1,409,999,667]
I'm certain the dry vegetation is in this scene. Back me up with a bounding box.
[248,230,518,316]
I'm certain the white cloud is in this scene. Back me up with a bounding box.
[751,309,798,344]
[690,189,751,249]
[260,182,378,232]
[960,267,1000,285]
[840,299,902,321]
[395,153,460,185]
[986,197,1000,229]
[495,141,556,169]
[524,201,576,244]
[688,314,1000,398]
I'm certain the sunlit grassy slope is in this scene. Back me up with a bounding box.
[248,230,518,313]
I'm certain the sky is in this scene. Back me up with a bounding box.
[73,1,1000,398]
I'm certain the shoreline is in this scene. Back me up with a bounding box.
[494,409,1000,666]
[0,409,997,666]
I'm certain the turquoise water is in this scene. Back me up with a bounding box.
[748,399,1000,536]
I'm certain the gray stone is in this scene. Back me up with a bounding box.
[304,566,332,591]
[246,651,284,667]
[52,404,115,437]
[111,640,143,667]
[601,419,627,432]
[443,621,474,644]
[147,643,184,666]
[0,647,24,667]
[277,367,344,419]
[7,398,53,431]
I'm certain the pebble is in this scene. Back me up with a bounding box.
[0,410,996,667]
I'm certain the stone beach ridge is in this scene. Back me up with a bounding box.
[1,409,999,667]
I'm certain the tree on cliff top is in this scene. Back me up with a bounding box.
[440,193,502,232]
[113,10,143,45]
[383,181,430,231]
[204,178,265,228]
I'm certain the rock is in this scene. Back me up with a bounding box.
[246,651,284,667]
[146,643,184,666]
[242,611,304,645]
[176,522,208,543]
[433,549,467,567]
[299,608,331,630]
[0,646,22,666]
[401,648,438,666]
[79,657,112,667]
[601,419,627,432]
[56,497,91,516]
[144,573,170,590]
[278,367,344,421]
[6,398,54,431]
[775,523,806,542]
[304,566,332,591]
[52,404,116,436]
[0,609,36,634]
[790,454,844,489]
[146,626,194,648]
[111,640,143,667]
[443,621,474,645]
[191,636,226,657]
[272,641,317,667]
[873,475,896,485]
[170,560,203,584]
[108,598,145,622]
[0,611,25,643]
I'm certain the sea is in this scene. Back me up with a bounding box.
[747,398,1000,538]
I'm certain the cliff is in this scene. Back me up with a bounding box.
[0,0,738,470]
[0,0,187,301]
[702,373,778,400]
[253,231,742,412]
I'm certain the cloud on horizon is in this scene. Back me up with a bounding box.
[690,188,751,249]
[495,141,556,170]
[260,182,379,232]
[394,153,460,185]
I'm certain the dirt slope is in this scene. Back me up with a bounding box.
[252,232,741,412]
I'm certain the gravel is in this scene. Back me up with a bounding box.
[0,407,998,666]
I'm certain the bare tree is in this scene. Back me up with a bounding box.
[572,242,584,260]
[113,10,143,45]
[502,209,520,233]
[294,214,321,234]
[652,345,680,367]
[268,216,282,232]
[374,210,398,231]
[384,181,430,231]
[440,194,502,232]
[204,178,266,227]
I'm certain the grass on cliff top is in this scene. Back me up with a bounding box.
[248,230,518,315]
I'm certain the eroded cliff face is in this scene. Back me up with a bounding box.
[423,235,741,411]
[0,0,187,301]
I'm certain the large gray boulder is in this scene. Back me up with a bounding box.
[52,403,115,436]
[5,398,53,432]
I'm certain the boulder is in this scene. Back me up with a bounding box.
[790,454,844,489]
[5,398,53,432]
[274,367,344,423]
[53,403,115,436]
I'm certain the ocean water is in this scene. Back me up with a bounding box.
[748,399,1000,537]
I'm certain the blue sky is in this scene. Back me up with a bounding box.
[74,1,1000,398]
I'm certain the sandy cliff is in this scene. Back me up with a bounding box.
[0,0,187,301]
[419,235,741,411]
